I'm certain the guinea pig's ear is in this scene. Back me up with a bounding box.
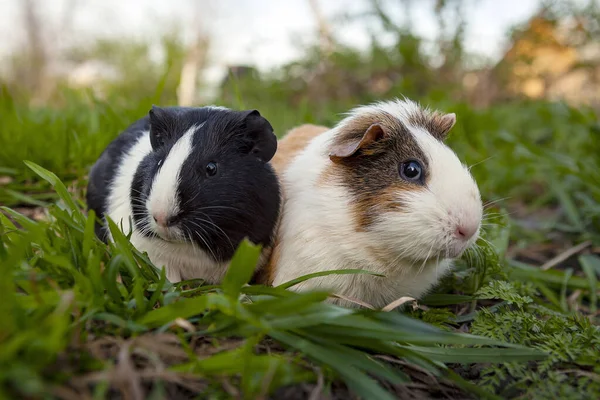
[430,112,456,141]
[241,109,277,162]
[148,105,176,150]
[329,123,385,163]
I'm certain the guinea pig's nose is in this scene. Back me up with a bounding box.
[454,221,479,241]
[153,212,168,227]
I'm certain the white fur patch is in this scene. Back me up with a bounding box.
[146,125,199,223]
[271,98,483,308]
[205,105,229,112]
[106,133,152,238]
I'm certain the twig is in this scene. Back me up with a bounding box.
[330,293,375,309]
[50,385,90,400]
[174,317,196,333]
[567,289,582,311]
[382,296,417,312]
[374,355,435,379]
[257,355,279,400]
[308,367,325,400]
[220,377,241,399]
[559,369,600,382]
[115,341,144,400]
[540,241,591,271]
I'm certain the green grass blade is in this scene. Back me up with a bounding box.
[92,312,147,332]
[0,206,40,231]
[221,239,262,299]
[23,161,84,224]
[3,188,48,207]
[509,260,599,290]
[248,290,331,315]
[578,254,599,313]
[276,269,385,290]
[403,345,547,363]
[139,296,208,327]
[271,331,399,400]
[551,180,584,231]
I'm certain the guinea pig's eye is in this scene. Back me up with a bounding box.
[205,162,218,177]
[399,161,423,182]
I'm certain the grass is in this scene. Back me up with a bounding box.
[1,87,599,399]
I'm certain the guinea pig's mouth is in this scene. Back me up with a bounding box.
[157,233,175,242]
[409,240,474,262]
[445,245,467,259]
[154,226,182,243]
[445,236,479,259]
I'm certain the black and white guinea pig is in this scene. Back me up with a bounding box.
[261,98,483,308]
[86,105,281,283]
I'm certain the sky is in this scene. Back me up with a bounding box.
[0,0,548,85]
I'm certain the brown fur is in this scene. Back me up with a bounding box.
[254,123,330,285]
[270,124,330,174]
[255,240,280,285]
[323,109,431,230]
[408,111,456,140]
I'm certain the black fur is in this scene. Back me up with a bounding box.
[86,106,281,263]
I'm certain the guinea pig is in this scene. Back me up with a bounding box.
[258,98,483,309]
[86,105,281,283]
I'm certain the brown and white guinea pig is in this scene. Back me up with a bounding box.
[86,105,281,283]
[259,98,483,308]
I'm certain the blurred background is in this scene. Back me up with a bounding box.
[2,0,599,115]
[1,0,599,242]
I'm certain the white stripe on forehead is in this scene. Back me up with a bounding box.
[147,124,201,218]
[205,105,230,112]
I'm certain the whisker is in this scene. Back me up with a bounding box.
[418,242,436,275]
[186,226,218,262]
[483,197,512,208]
[189,205,246,214]
[185,218,234,252]
[468,156,495,171]
[184,190,203,209]
[194,214,234,251]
